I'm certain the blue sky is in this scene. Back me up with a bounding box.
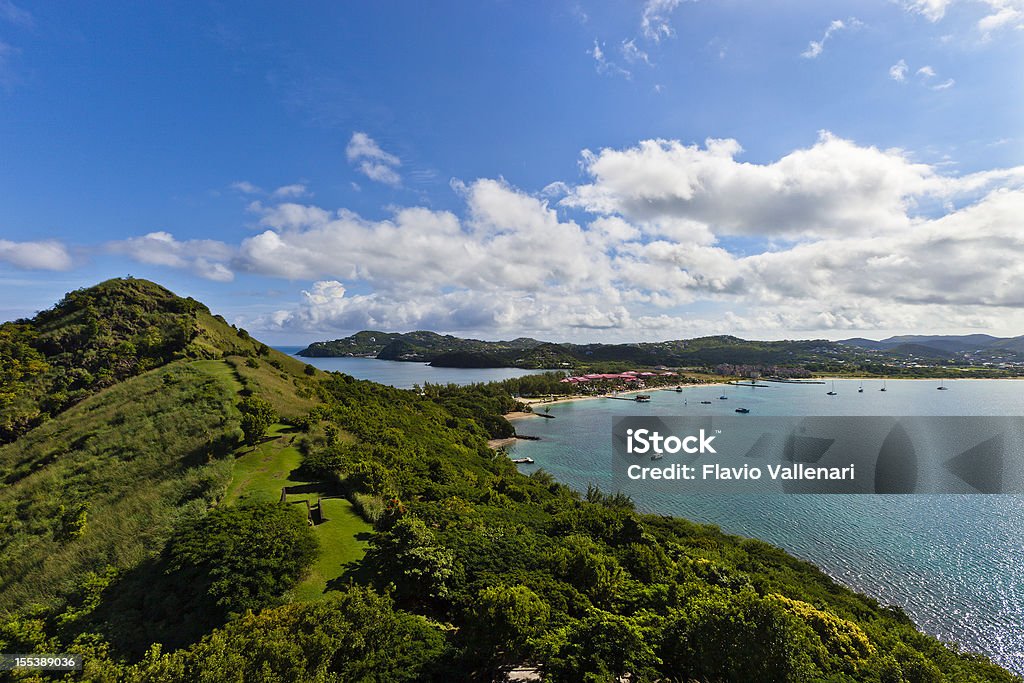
[1,1,1022,343]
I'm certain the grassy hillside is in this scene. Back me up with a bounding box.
[0,360,241,613]
[0,279,1019,682]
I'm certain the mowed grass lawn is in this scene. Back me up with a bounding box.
[225,422,372,602]
[224,423,305,505]
[293,498,371,602]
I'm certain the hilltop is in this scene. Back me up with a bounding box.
[0,277,311,444]
[0,279,1019,681]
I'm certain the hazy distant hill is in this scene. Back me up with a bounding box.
[840,333,1024,360]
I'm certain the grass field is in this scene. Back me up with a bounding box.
[225,422,372,602]
[224,423,306,504]
[293,498,371,601]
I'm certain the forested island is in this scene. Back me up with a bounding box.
[1,278,1019,681]
[299,330,1024,378]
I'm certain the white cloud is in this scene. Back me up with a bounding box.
[902,0,1024,35]
[231,180,261,194]
[892,61,956,90]
[563,132,953,238]
[977,3,1024,35]
[620,38,652,65]
[346,132,402,186]
[272,183,310,198]
[0,239,72,271]
[588,40,631,79]
[108,231,235,282]
[641,0,685,43]
[889,59,909,81]
[801,18,861,59]
[903,0,954,21]
[111,134,1024,340]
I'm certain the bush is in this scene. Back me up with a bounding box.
[238,395,276,445]
[165,501,318,617]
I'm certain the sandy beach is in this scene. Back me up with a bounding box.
[507,383,726,418]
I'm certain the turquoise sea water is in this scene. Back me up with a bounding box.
[278,348,550,389]
[507,379,1024,675]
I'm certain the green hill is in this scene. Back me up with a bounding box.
[299,329,1024,375]
[0,279,1019,682]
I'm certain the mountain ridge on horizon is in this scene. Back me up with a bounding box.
[298,329,1024,371]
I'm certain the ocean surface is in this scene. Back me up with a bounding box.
[276,347,550,389]
[507,379,1024,675]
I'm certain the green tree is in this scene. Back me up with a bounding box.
[238,395,276,445]
[364,517,460,605]
[469,584,550,660]
[542,610,660,682]
[165,501,318,616]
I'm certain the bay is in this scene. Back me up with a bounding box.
[277,347,550,389]
[507,379,1024,675]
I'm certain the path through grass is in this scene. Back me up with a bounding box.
[225,422,372,601]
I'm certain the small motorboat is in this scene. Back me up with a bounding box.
[735,408,750,414]
[510,457,535,464]
[700,400,712,405]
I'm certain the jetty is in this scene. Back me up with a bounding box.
[727,381,771,388]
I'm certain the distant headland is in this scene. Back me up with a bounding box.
[297,330,1024,377]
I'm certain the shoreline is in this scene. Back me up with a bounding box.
[504,383,730,421]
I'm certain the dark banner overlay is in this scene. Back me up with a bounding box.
[611,417,1024,494]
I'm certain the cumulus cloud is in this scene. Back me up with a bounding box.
[0,239,72,271]
[112,133,1024,339]
[346,132,401,186]
[563,132,958,238]
[108,231,235,282]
